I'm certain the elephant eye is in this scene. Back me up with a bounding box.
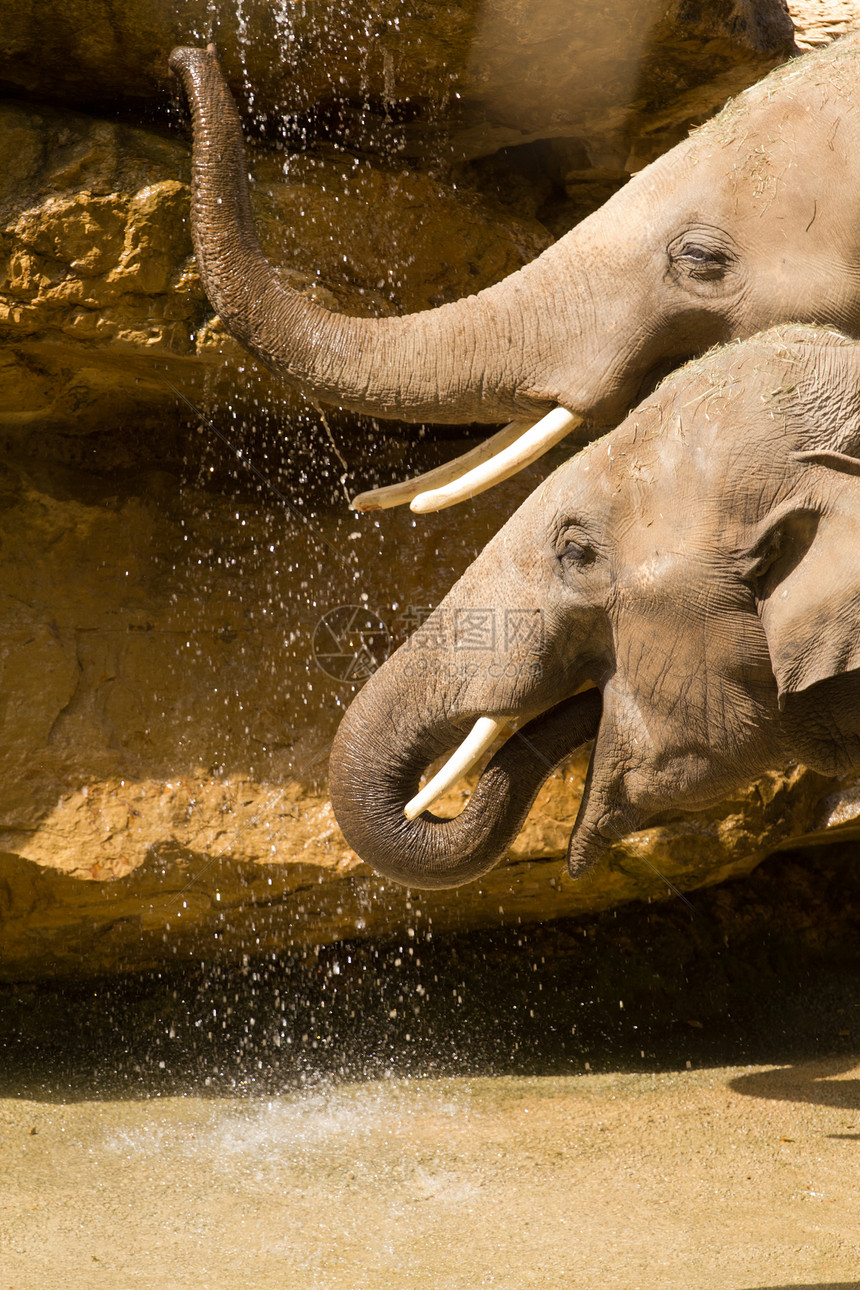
[673,244,730,280]
[557,527,596,571]
[668,230,736,284]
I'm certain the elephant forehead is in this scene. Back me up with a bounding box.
[693,45,857,196]
[610,75,850,249]
[519,337,828,541]
[606,425,771,551]
[646,349,809,470]
[529,442,622,530]
[523,420,683,547]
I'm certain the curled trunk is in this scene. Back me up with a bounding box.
[169,45,563,425]
[329,684,601,889]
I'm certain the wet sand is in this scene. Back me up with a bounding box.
[1,1058,858,1289]
[1,845,859,1288]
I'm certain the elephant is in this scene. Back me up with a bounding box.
[328,325,860,888]
[167,36,860,513]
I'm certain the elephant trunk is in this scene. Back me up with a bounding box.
[169,45,563,426]
[329,680,601,889]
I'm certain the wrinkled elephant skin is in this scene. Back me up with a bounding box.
[171,35,860,503]
[329,326,860,887]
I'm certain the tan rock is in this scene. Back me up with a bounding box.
[0,0,795,166]
[790,0,860,49]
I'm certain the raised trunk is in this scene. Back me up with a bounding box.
[169,46,564,425]
[329,681,601,889]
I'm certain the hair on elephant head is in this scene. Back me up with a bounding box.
[328,325,860,888]
[169,36,860,512]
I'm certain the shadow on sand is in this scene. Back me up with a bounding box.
[0,842,858,1105]
[729,1057,860,1115]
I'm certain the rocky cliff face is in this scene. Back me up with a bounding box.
[1,1,796,154]
[3,0,856,981]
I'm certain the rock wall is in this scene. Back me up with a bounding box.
[2,0,857,981]
[0,1,795,159]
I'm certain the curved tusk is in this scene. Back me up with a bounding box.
[410,407,581,513]
[351,420,530,512]
[404,716,511,820]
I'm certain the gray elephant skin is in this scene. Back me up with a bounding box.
[329,326,860,887]
[168,35,860,497]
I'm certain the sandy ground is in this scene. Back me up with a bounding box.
[2,834,859,1290]
[0,1058,858,1289]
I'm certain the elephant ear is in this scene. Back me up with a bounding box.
[752,455,860,703]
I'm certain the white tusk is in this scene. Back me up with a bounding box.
[403,716,511,821]
[409,407,581,513]
[351,420,530,512]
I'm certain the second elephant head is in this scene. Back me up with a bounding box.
[329,326,860,887]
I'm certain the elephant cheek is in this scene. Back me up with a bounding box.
[564,702,645,878]
[562,680,700,877]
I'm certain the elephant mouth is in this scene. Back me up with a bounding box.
[331,664,605,889]
[406,688,598,817]
[405,686,604,861]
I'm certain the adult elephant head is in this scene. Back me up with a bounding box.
[329,325,860,887]
[169,37,860,511]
